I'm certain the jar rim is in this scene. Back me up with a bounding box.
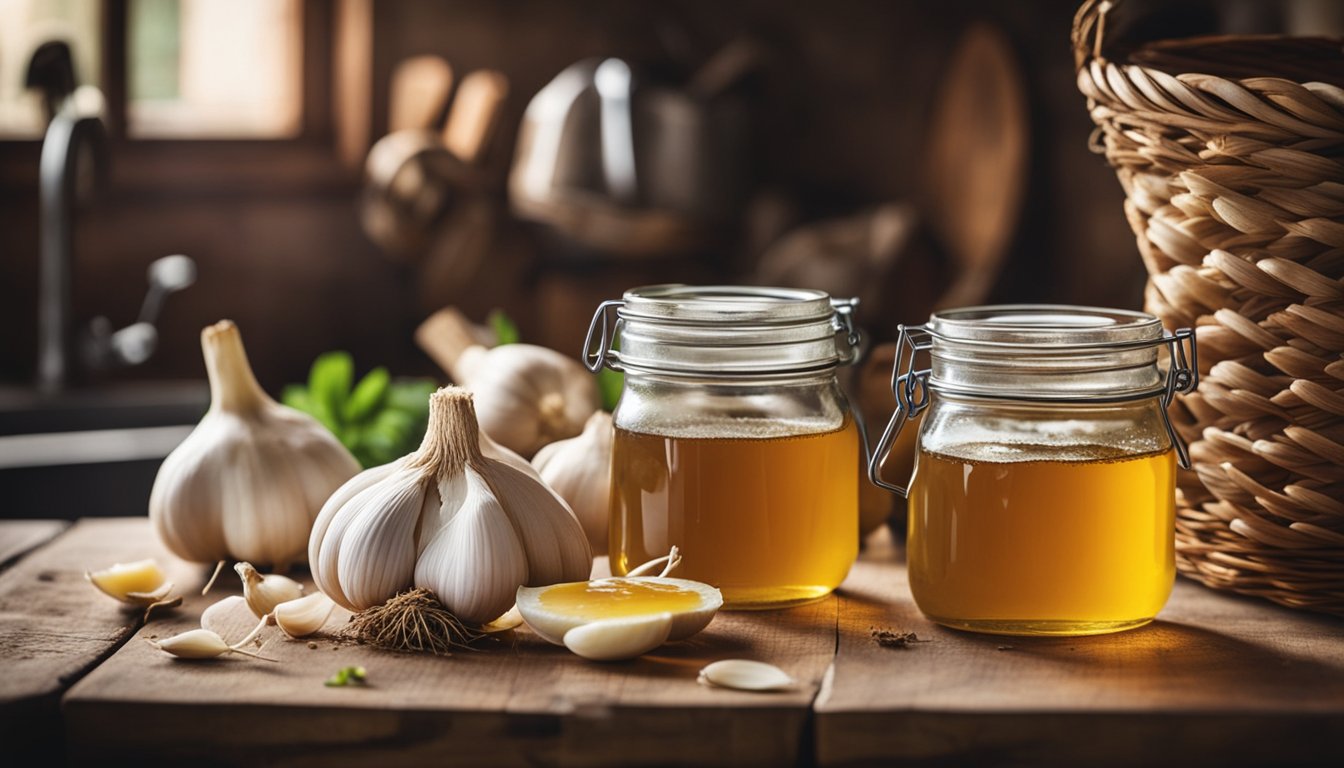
[621,284,835,324]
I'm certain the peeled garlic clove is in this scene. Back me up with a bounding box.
[150,628,233,659]
[481,605,523,633]
[150,321,360,569]
[235,562,304,618]
[698,660,796,692]
[274,592,336,638]
[532,411,613,555]
[86,559,171,605]
[200,595,248,636]
[562,613,673,661]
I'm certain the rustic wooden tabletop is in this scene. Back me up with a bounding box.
[1,517,1340,767]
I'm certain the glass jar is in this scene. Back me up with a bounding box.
[584,285,863,609]
[869,305,1198,636]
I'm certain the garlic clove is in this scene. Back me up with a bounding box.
[309,458,406,605]
[200,595,248,636]
[86,559,171,605]
[274,592,336,638]
[532,411,613,555]
[562,612,673,661]
[234,562,304,619]
[516,576,721,646]
[481,460,594,585]
[414,465,529,624]
[323,464,426,611]
[150,628,234,659]
[481,604,523,633]
[698,660,796,692]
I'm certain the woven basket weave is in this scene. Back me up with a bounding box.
[1073,0,1344,616]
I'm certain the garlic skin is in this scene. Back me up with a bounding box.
[531,411,613,554]
[235,562,304,618]
[149,321,361,570]
[309,387,592,624]
[451,343,601,457]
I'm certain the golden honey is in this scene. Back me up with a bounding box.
[537,579,705,619]
[610,419,859,609]
[907,443,1175,636]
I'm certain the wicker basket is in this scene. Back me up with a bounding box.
[1073,0,1344,616]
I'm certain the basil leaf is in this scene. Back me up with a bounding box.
[343,367,390,424]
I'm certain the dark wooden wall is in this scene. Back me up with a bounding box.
[0,0,1193,392]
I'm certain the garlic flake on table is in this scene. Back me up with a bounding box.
[86,559,174,605]
[149,321,361,571]
[308,387,592,624]
[531,411,613,554]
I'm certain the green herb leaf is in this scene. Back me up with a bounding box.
[324,665,368,687]
[597,367,623,412]
[309,351,354,428]
[488,309,520,346]
[343,367,390,424]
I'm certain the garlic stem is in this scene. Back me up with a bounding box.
[202,560,226,596]
[626,547,682,578]
[408,389,486,477]
[201,320,268,413]
[230,613,271,651]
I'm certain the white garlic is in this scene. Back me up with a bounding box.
[308,387,592,624]
[86,559,174,605]
[150,321,361,570]
[235,562,304,619]
[150,614,273,661]
[274,592,337,638]
[698,660,796,691]
[451,343,601,457]
[562,613,673,661]
[200,595,248,636]
[531,411,613,554]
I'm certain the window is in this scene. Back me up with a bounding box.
[0,0,306,140]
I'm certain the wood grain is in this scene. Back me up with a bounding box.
[64,519,835,767]
[815,531,1344,767]
[0,518,206,763]
[0,519,68,570]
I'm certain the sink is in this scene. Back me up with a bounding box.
[0,381,209,519]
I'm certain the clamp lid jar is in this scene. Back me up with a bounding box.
[869,304,1198,636]
[585,285,862,609]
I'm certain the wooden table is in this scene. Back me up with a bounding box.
[1,518,1340,767]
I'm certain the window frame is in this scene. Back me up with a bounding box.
[0,0,360,195]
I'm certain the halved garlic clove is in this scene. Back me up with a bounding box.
[562,613,673,661]
[235,562,304,619]
[86,559,172,605]
[274,592,336,638]
[698,660,796,692]
[516,576,721,646]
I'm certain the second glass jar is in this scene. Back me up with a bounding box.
[585,285,862,609]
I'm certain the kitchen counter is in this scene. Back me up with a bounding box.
[1,518,1340,767]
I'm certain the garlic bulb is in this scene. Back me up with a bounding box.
[150,321,361,570]
[308,387,592,623]
[451,343,601,457]
[531,411,613,554]
[235,562,304,618]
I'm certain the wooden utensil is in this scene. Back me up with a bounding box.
[388,55,453,133]
[443,69,510,164]
[923,23,1028,309]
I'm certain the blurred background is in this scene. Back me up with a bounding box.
[1,0,1340,514]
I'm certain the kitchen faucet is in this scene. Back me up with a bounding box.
[28,40,195,393]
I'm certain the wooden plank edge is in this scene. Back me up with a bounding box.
[0,519,71,573]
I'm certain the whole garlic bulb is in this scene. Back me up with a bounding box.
[531,411,612,555]
[451,344,600,458]
[150,321,361,570]
[308,387,592,623]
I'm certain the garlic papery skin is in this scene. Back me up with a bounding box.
[235,562,304,618]
[274,592,336,638]
[531,411,613,554]
[309,387,592,624]
[150,321,361,570]
[563,613,673,661]
[86,559,173,605]
[451,343,601,458]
